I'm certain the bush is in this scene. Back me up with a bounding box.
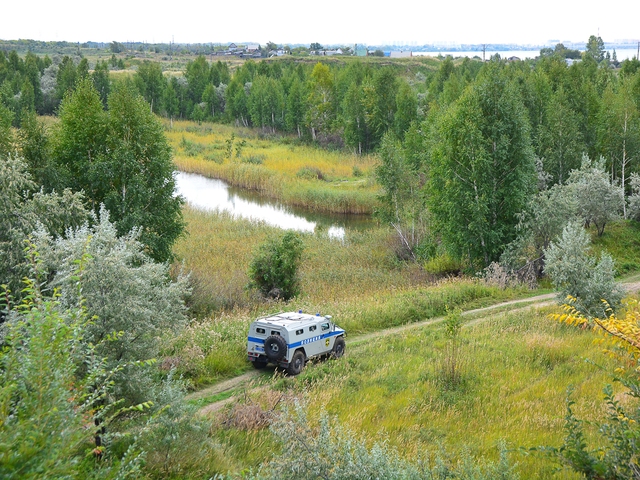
[544,222,623,317]
[249,400,520,480]
[423,253,463,276]
[248,231,304,300]
[296,166,325,181]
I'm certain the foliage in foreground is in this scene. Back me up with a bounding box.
[0,154,89,302]
[249,400,520,480]
[545,300,640,478]
[0,255,145,479]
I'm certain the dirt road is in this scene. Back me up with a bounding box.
[188,291,562,415]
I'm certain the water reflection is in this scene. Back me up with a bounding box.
[175,172,373,239]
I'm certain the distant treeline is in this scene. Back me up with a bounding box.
[1,43,640,158]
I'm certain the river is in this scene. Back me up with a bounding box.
[413,47,639,61]
[175,171,374,239]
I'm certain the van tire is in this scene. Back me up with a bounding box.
[331,337,345,359]
[264,335,287,361]
[287,350,305,375]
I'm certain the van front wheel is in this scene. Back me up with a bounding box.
[287,350,305,375]
[332,337,345,359]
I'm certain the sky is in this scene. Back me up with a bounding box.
[4,0,639,47]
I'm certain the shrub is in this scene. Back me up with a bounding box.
[296,166,325,181]
[423,253,463,276]
[138,373,225,479]
[437,308,464,388]
[248,231,304,300]
[543,302,640,478]
[544,222,624,317]
[32,207,190,403]
[249,400,520,480]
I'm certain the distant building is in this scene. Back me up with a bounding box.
[246,44,260,52]
[390,50,412,58]
[228,43,238,51]
[507,56,521,62]
[355,47,367,57]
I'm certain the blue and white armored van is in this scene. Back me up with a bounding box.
[247,311,346,375]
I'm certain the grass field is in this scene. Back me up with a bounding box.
[199,304,623,478]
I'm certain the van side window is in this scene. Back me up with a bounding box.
[271,331,280,336]
[296,329,304,335]
[256,327,265,334]
[309,325,317,332]
[321,322,330,331]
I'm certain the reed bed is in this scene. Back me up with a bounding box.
[166,120,380,214]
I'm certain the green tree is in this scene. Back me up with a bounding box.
[104,83,185,262]
[285,76,306,138]
[368,67,398,148]
[51,77,108,195]
[77,57,89,80]
[537,86,585,185]
[17,112,55,189]
[226,78,250,127]
[55,55,78,103]
[52,79,184,262]
[134,60,165,113]
[185,55,210,105]
[18,77,35,122]
[91,59,110,108]
[163,78,179,126]
[427,62,536,266]
[585,35,606,63]
[342,81,369,154]
[376,131,430,260]
[249,75,284,132]
[202,82,225,119]
[0,103,13,158]
[248,231,304,300]
[429,56,455,98]
[394,79,418,138]
[306,62,334,140]
[597,82,640,218]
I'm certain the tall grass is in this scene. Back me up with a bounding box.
[169,206,527,386]
[285,307,620,479]
[166,120,380,214]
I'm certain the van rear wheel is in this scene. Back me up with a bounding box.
[264,335,287,361]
